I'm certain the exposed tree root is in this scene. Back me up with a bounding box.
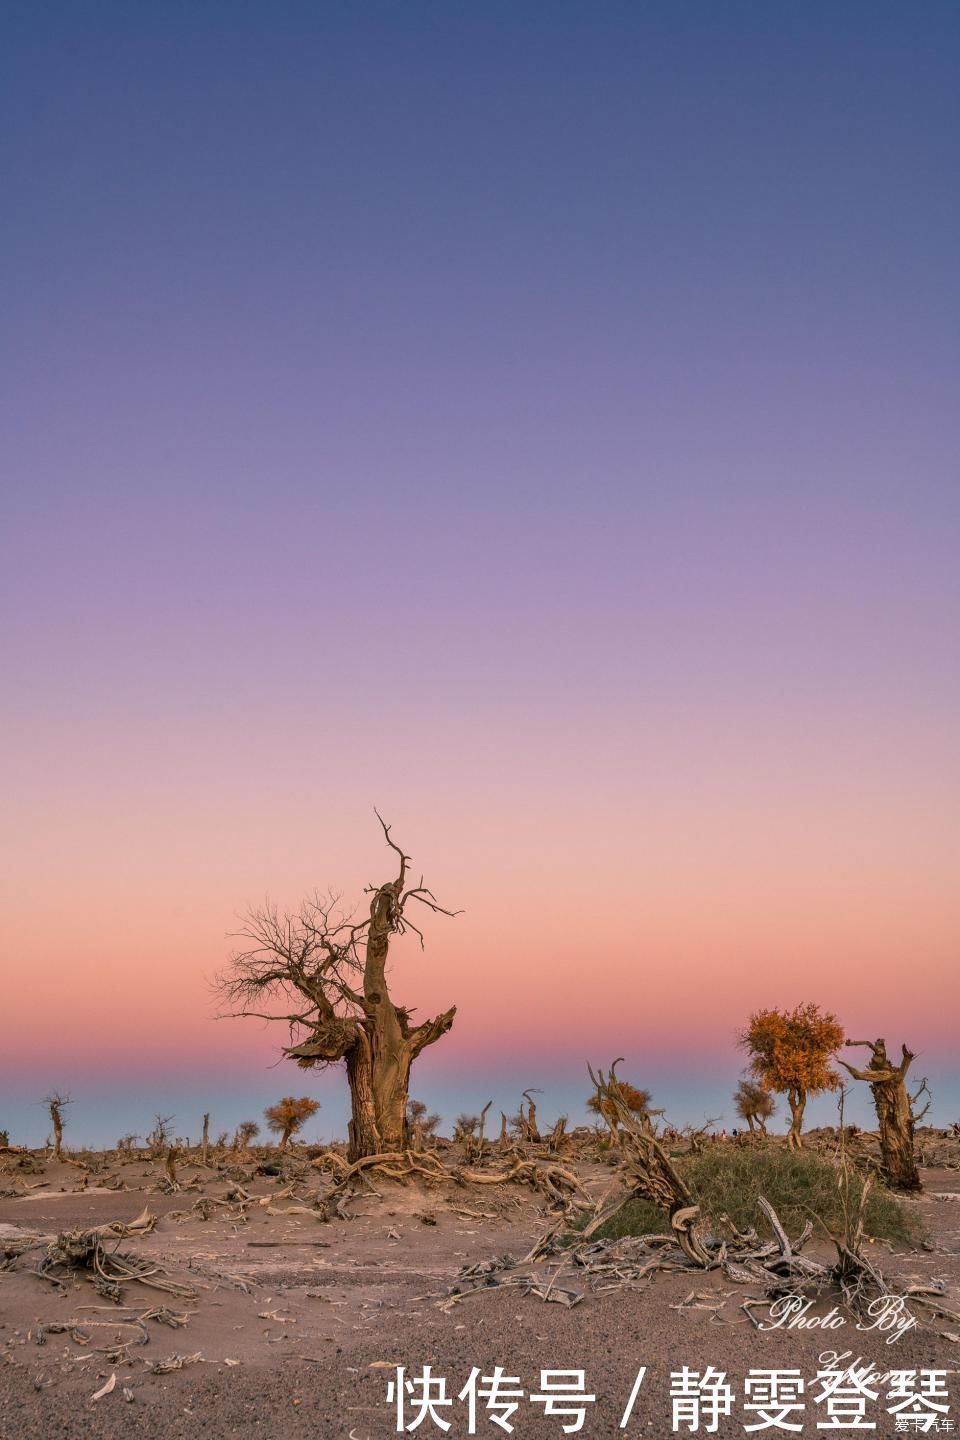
[31,1209,196,1303]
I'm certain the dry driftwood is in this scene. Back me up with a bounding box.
[29,1208,197,1303]
[582,1061,712,1265]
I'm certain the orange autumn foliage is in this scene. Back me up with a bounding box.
[264,1095,320,1148]
[739,1003,843,1147]
[587,1080,652,1126]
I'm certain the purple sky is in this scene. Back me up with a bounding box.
[2,3,959,1146]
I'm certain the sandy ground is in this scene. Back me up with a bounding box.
[2,1155,959,1438]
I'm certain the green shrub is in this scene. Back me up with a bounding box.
[576,1148,924,1247]
[684,1147,920,1244]
[571,1196,667,1242]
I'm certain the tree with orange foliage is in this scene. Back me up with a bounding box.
[264,1096,320,1150]
[734,1078,777,1134]
[739,1004,843,1149]
[587,1080,657,1146]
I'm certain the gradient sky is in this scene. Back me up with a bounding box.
[2,2,959,1146]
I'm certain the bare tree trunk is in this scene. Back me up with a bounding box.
[875,1084,919,1189]
[787,1088,806,1149]
[473,1102,492,1161]
[339,859,453,1162]
[499,1112,509,1148]
[52,1112,63,1160]
[546,1117,567,1154]
[841,1040,923,1191]
[274,822,456,1164]
[345,1037,413,1160]
[745,1114,755,1133]
[201,1113,209,1167]
[523,1091,541,1143]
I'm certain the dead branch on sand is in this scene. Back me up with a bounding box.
[26,1208,197,1303]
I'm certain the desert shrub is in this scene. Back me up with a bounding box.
[689,1148,922,1245]
[577,1149,923,1247]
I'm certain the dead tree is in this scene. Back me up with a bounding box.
[43,1093,72,1160]
[147,1115,175,1160]
[585,1062,710,1265]
[588,1080,661,1147]
[683,1116,721,1155]
[406,1100,441,1152]
[465,1102,493,1163]
[453,1114,480,1144]
[513,1090,542,1143]
[545,1116,568,1154]
[165,1145,179,1187]
[220,817,458,1163]
[201,1113,210,1166]
[407,1099,426,1151]
[840,1039,928,1191]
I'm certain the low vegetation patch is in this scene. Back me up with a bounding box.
[579,1147,924,1247]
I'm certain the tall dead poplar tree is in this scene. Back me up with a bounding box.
[220,817,458,1162]
[43,1093,72,1160]
[839,1038,928,1192]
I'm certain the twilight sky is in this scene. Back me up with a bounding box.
[2,2,959,1146]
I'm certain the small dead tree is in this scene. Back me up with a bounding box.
[200,1113,210,1166]
[165,1144,180,1187]
[407,1099,427,1151]
[265,1096,320,1150]
[219,816,458,1163]
[147,1115,175,1160]
[43,1093,72,1160]
[840,1039,928,1192]
[512,1089,542,1143]
[463,1101,492,1163]
[406,1099,441,1151]
[585,1061,709,1264]
[453,1114,480,1144]
[545,1116,568,1154]
[685,1116,722,1155]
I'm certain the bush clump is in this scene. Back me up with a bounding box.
[579,1147,924,1247]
